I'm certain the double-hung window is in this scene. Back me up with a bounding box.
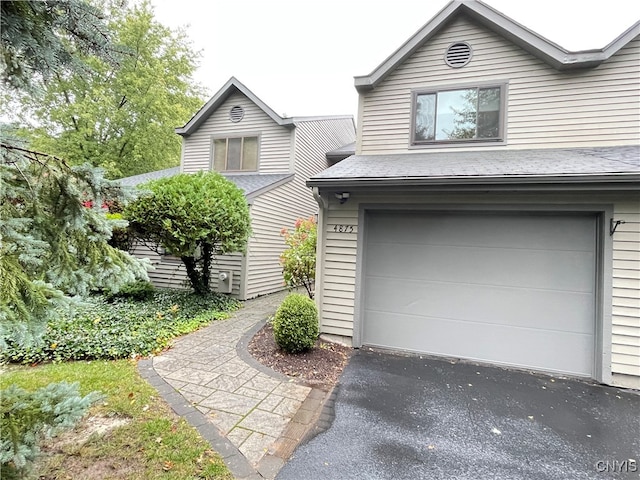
[213,136,259,171]
[412,85,505,145]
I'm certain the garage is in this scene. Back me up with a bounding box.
[362,211,597,377]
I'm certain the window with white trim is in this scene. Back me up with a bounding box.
[412,85,504,145]
[212,136,258,171]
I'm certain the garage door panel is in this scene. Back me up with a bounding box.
[368,213,595,252]
[365,276,594,334]
[363,212,596,377]
[366,242,595,292]
[363,310,593,377]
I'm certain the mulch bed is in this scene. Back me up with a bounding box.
[247,322,352,391]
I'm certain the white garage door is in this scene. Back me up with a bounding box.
[363,212,596,377]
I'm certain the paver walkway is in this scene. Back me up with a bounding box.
[138,290,328,479]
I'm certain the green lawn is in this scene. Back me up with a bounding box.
[1,360,232,479]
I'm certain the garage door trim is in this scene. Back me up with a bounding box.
[352,202,612,383]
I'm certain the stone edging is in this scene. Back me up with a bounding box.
[137,359,261,480]
[138,318,335,480]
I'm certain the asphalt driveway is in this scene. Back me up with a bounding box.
[278,349,640,480]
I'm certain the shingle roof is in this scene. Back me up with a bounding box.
[308,146,640,188]
[118,167,180,186]
[119,168,293,200]
[223,173,293,199]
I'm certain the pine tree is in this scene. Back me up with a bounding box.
[0,382,101,479]
[0,130,149,346]
[1,1,149,344]
[0,0,118,91]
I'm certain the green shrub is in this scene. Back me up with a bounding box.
[106,279,155,301]
[272,293,318,353]
[125,171,251,295]
[106,212,135,252]
[280,216,317,299]
[0,382,101,479]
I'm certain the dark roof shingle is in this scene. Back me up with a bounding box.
[309,146,640,187]
[119,168,293,199]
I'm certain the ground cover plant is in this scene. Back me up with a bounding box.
[0,360,233,479]
[1,289,238,364]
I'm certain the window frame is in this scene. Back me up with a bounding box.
[210,134,260,172]
[410,82,507,148]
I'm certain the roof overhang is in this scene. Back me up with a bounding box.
[308,173,640,193]
[354,0,640,92]
[307,146,640,193]
[176,77,295,137]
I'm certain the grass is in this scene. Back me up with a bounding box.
[0,359,233,479]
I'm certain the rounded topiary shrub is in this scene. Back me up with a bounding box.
[272,293,319,353]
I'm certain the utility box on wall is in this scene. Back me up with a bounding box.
[217,271,233,294]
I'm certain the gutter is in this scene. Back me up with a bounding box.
[307,173,640,192]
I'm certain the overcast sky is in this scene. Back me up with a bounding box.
[149,0,640,119]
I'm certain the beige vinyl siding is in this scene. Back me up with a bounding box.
[245,118,356,299]
[611,201,640,385]
[132,243,190,290]
[318,192,640,387]
[181,91,292,174]
[244,183,299,299]
[358,15,640,154]
[131,243,243,296]
[320,206,359,337]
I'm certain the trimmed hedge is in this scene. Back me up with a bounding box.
[272,293,318,353]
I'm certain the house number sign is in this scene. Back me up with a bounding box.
[332,224,356,234]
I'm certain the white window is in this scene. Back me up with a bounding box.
[212,136,258,171]
[412,85,504,145]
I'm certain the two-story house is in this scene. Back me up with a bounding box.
[125,77,355,300]
[309,0,640,389]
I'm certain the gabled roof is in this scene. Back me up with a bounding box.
[118,167,293,201]
[175,77,295,136]
[307,146,640,189]
[355,0,640,92]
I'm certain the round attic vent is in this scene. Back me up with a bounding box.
[229,105,244,123]
[444,42,472,68]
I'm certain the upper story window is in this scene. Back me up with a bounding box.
[212,136,258,171]
[412,85,505,145]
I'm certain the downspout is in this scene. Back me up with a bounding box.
[239,202,252,300]
[312,187,328,332]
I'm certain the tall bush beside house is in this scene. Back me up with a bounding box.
[125,171,251,295]
[272,293,319,353]
[280,216,317,298]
